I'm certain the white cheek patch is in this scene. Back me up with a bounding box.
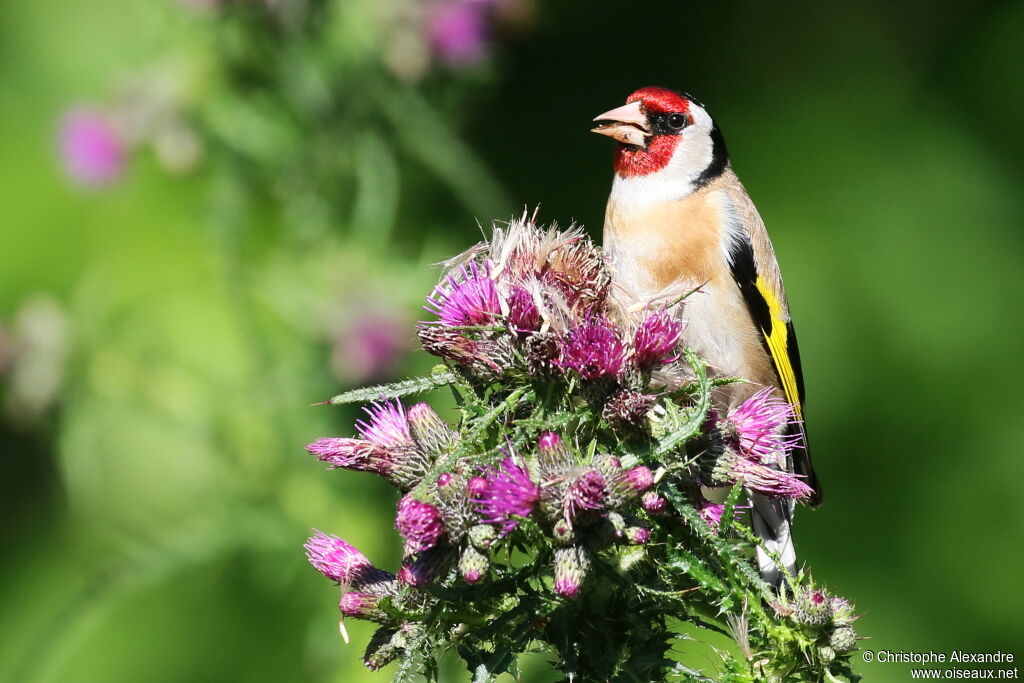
[608,105,717,209]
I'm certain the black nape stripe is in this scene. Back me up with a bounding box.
[693,123,729,189]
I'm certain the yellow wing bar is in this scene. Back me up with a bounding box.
[755,275,802,419]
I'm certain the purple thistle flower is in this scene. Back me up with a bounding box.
[555,318,626,380]
[724,388,803,463]
[563,469,606,525]
[305,531,377,585]
[395,496,445,553]
[59,108,125,187]
[340,591,385,621]
[356,399,415,450]
[695,497,748,531]
[722,455,815,500]
[467,476,489,497]
[625,466,653,492]
[696,499,725,530]
[625,526,650,544]
[306,437,396,475]
[632,310,684,370]
[641,491,667,515]
[474,456,541,536]
[426,1,490,67]
[424,262,502,328]
[507,286,541,333]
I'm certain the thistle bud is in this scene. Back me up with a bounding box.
[553,545,592,598]
[551,518,574,545]
[407,402,457,455]
[459,546,490,584]
[537,431,572,470]
[395,496,445,553]
[340,591,386,622]
[602,390,656,435]
[507,286,541,333]
[641,491,667,515]
[625,466,654,492]
[563,469,606,526]
[591,453,622,474]
[830,597,856,626]
[818,646,836,664]
[364,628,400,671]
[794,589,831,627]
[555,318,626,380]
[624,526,650,545]
[467,476,489,497]
[305,531,393,588]
[397,546,455,588]
[830,625,858,653]
[468,523,498,550]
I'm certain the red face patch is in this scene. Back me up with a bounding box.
[612,87,691,177]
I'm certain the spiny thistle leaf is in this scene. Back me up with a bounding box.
[326,369,458,405]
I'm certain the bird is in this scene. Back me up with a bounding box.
[591,86,822,585]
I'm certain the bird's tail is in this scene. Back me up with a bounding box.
[750,492,796,587]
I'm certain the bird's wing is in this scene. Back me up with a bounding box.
[724,183,822,506]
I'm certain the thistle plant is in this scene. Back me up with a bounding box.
[305,213,860,682]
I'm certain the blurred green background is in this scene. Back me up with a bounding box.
[2,0,1022,681]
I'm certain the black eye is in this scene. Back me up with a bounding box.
[667,113,688,129]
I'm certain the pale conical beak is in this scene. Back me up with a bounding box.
[591,100,650,147]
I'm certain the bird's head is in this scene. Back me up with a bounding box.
[592,87,727,188]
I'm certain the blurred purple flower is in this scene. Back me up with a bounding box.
[58,108,125,187]
[474,455,540,536]
[695,497,748,532]
[555,318,626,380]
[333,313,407,384]
[427,1,490,67]
[626,526,650,544]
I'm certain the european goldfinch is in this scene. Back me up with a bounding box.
[592,87,822,584]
